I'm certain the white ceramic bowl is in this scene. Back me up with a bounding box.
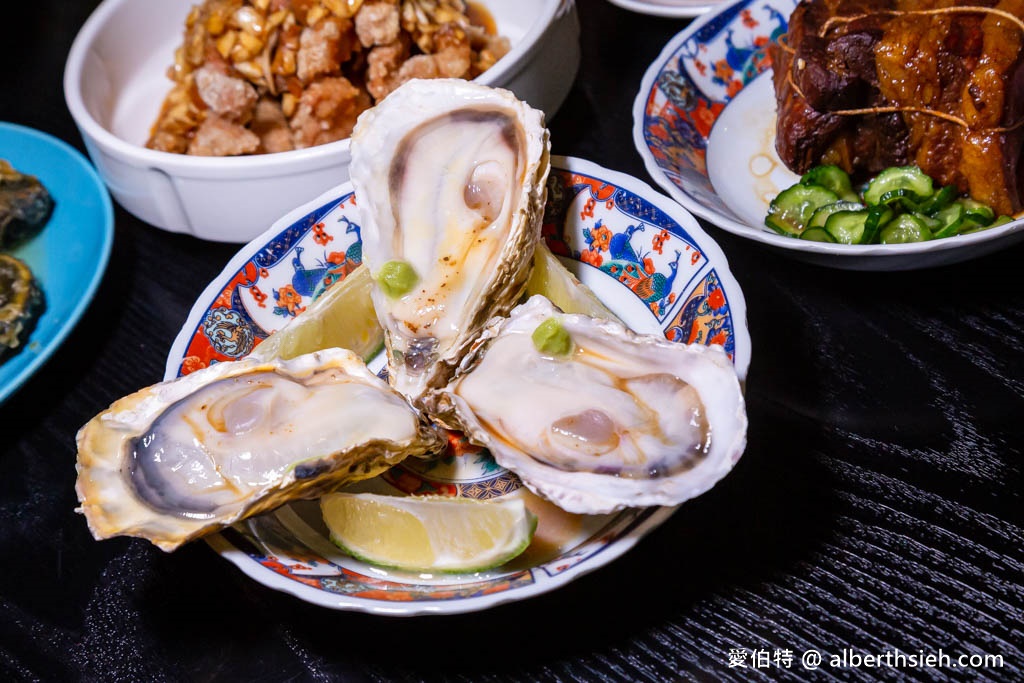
[64,0,580,243]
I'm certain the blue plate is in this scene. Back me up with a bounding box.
[0,122,113,404]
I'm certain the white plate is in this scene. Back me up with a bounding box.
[166,156,750,615]
[605,0,724,18]
[632,0,1024,270]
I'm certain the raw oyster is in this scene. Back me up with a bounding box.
[75,348,442,551]
[349,78,550,400]
[429,296,747,514]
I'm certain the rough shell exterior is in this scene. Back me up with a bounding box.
[349,78,550,401]
[75,348,442,551]
[428,296,748,514]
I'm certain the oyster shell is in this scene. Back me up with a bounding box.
[75,348,441,551]
[429,296,747,514]
[349,78,550,400]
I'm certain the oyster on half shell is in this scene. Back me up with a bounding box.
[75,348,442,551]
[428,296,748,515]
[349,78,550,401]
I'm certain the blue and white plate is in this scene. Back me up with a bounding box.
[0,122,113,404]
[167,155,750,615]
[632,0,1024,270]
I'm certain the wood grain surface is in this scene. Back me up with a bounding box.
[1,1,1021,681]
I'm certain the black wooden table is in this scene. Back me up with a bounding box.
[2,1,1022,680]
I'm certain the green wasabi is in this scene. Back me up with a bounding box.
[375,260,418,298]
[532,318,573,357]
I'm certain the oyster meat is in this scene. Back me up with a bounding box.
[76,348,441,551]
[349,78,550,400]
[429,296,747,514]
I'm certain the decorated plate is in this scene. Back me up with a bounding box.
[166,156,750,615]
[632,0,1024,270]
[604,0,725,19]
[0,122,114,404]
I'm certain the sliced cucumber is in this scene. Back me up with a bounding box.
[765,163,1004,246]
[877,188,924,212]
[917,185,957,215]
[801,165,860,202]
[930,203,965,239]
[863,166,934,205]
[880,213,933,244]
[961,214,1014,233]
[957,198,995,226]
[765,184,839,236]
[913,212,941,231]
[824,210,871,244]
[860,205,893,244]
[799,226,837,242]
[807,200,865,230]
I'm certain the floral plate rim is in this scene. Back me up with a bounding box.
[164,155,750,615]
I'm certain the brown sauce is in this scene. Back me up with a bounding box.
[467,0,498,35]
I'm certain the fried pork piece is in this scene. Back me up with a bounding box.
[146,0,509,157]
[771,0,1024,214]
[251,98,295,153]
[468,26,509,76]
[188,115,261,156]
[355,1,401,47]
[365,23,469,99]
[297,17,357,83]
[194,64,258,119]
[366,38,410,100]
[289,76,371,148]
[430,23,472,78]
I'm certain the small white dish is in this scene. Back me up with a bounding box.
[604,0,724,18]
[165,155,750,615]
[64,0,580,243]
[632,0,1024,270]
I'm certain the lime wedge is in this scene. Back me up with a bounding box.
[321,492,537,573]
[248,264,383,362]
[527,243,621,321]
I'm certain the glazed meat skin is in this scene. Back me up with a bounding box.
[770,0,1024,214]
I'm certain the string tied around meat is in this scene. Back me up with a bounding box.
[773,6,1024,134]
[819,6,1024,36]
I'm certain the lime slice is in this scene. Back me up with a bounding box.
[248,264,383,362]
[321,492,537,573]
[527,243,621,321]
